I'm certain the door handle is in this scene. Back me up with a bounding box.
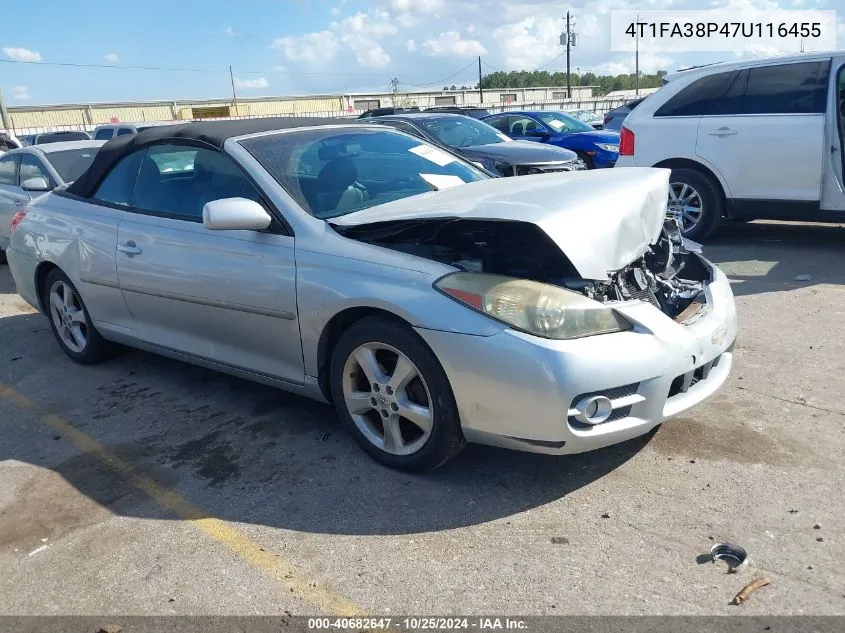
[117,241,142,255]
[708,127,737,137]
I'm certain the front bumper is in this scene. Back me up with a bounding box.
[415,257,737,455]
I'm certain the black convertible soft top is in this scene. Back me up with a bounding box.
[67,116,353,198]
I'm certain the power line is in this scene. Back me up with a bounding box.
[397,60,478,88]
[0,58,402,78]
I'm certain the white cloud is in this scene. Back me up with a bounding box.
[406,39,417,52]
[272,11,395,68]
[104,52,119,63]
[223,26,243,37]
[12,85,31,100]
[422,31,486,57]
[491,17,563,69]
[390,0,442,12]
[3,47,41,62]
[272,31,342,65]
[331,6,340,15]
[233,77,269,90]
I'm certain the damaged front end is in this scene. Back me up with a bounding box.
[334,213,711,326]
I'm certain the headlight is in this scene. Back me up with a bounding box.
[596,143,619,153]
[435,273,632,339]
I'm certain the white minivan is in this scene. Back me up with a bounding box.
[615,52,845,240]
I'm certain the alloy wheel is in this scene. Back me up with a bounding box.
[48,280,89,353]
[341,342,434,456]
[668,182,704,233]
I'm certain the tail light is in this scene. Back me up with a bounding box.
[9,210,26,234]
[619,127,635,156]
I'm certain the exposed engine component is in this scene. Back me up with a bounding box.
[334,215,709,320]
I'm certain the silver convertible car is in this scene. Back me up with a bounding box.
[7,118,737,471]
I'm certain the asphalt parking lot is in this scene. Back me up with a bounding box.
[1,220,843,616]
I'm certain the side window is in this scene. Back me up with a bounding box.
[93,149,145,207]
[508,116,541,136]
[654,71,735,117]
[379,120,424,138]
[116,128,135,136]
[0,154,17,185]
[132,144,263,221]
[711,70,748,116]
[19,154,55,187]
[743,61,828,115]
[93,128,113,141]
[484,116,508,133]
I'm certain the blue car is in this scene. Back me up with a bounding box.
[481,111,620,169]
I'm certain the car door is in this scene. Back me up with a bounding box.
[696,60,829,203]
[0,153,25,249]
[113,142,304,383]
[820,55,845,212]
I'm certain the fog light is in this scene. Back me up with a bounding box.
[573,395,613,425]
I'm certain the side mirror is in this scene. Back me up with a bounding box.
[202,197,272,231]
[21,177,51,192]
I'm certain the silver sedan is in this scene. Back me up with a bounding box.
[0,140,104,264]
[6,119,737,471]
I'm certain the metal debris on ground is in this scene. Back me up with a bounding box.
[710,542,748,573]
[730,578,771,605]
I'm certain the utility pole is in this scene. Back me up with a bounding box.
[0,89,11,132]
[390,77,399,105]
[229,65,239,113]
[478,56,483,104]
[635,14,640,95]
[565,11,571,98]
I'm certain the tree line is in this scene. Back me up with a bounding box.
[445,69,668,94]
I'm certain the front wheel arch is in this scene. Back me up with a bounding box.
[317,306,414,402]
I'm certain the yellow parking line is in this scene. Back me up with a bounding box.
[0,382,363,616]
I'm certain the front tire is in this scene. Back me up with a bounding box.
[43,269,115,364]
[667,168,724,241]
[575,151,594,170]
[329,317,465,471]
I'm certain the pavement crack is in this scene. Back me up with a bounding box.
[734,385,845,417]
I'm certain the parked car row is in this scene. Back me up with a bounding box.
[5,117,737,472]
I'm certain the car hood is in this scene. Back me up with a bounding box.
[459,141,577,164]
[331,167,670,280]
[556,129,620,144]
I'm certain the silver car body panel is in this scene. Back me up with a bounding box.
[331,168,670,280]
[8,126,736,456]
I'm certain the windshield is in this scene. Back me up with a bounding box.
[418,117,510,148]
[241,128,487,219]
[535,112,593,133]
[47,148,100,182]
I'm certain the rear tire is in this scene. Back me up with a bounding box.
[667,168,724,241]
[42,268,116,364]
[330,317,465,471]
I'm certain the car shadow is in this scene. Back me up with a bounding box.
[0,310,650,536]
[702,220,845,297]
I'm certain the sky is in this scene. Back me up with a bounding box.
[1,0,843,106]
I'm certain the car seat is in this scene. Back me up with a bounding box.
[315,158,366,216]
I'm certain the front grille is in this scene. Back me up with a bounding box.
[572,382,640,403]
[668,355,722,398]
